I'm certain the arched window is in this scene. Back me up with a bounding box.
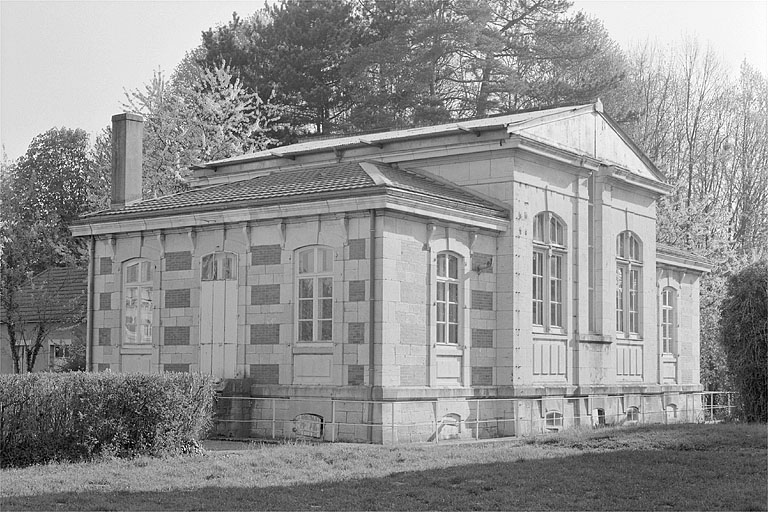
[626,406,640,424]
[296,246,334,342]
[665,404,678,422]
[202,252,237,281]
[616,231,642,335]
[436,252,461,344]
[124,259,153,344]
[661,287,676,354]
[545,411,563,431]
[532,212,566,331]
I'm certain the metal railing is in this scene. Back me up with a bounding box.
[211,391,738,444]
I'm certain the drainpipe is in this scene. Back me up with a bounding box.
[368,210,376,441]
[86,236,95,371]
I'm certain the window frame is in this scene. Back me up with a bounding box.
[201,252,238,281]
[532,212,567,333]
[616,231,642,338]
[435,252,461,345]
[48,339,71,369]
[661,286,676,354]
[295,246,335,343]
[123,259,154,345]
[545,410,563,431]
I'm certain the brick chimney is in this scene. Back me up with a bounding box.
[111,113,143,209]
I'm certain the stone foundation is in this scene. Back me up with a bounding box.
[213,383,706,444]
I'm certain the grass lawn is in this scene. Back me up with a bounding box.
[1,423,766,511]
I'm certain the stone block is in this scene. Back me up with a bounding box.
[471,290,493,310]
[251,324,280,344]
[165,288,190,308]
[165,251,192,271]
[472,366,493,386]
[251,244,282,265]
[252,284,281,305]
[251,364,279,384]
[472,328,494,348]
[348,365,365,385]
[98,328,111,346]
[164,326,190,345]
[348,238,366,260]
[99,257,112,275]
[348,322,365,344]
[400,365,427,386]
[349,280,366,302]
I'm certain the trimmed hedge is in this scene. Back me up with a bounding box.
[0,372,215,468]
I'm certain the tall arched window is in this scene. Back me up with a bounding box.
[616,231,642,335]
[124,259,153,344]
[661,287,676,354]
[532,212,566,331]
[296,246,334,342]
[436,252,461,344]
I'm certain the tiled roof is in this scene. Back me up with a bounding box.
[368,162,507,215]
[0,267,87,324]
[80,161,508,223]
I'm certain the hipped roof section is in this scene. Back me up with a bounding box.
[77,160,509,224]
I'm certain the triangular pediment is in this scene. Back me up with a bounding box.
[509,104,663,182]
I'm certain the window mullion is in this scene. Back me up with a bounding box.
[544,250,551,330]
[314,276,320,341]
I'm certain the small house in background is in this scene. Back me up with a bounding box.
[0,267,87,373]
[70,105,710,442]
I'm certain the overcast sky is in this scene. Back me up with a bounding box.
[1,0,766,162]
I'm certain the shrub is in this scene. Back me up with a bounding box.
[719,259,768,422]
[0,372,215,468]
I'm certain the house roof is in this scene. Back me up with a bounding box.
[190,101,665,187]
[78,161,509,224]
[0,267,87,324]
[656,244,712,273]
[192,105,585,170]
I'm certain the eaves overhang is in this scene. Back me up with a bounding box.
[191,122,512,172]
[190,105,590,173]
[507,134,602,173]
[70,191,508,237]
[656,245,712,274]
[604,165,673,196]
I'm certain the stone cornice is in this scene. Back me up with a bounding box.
[70,193,509,237]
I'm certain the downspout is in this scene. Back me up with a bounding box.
[85,236,95,371]
[368,209,376,441]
